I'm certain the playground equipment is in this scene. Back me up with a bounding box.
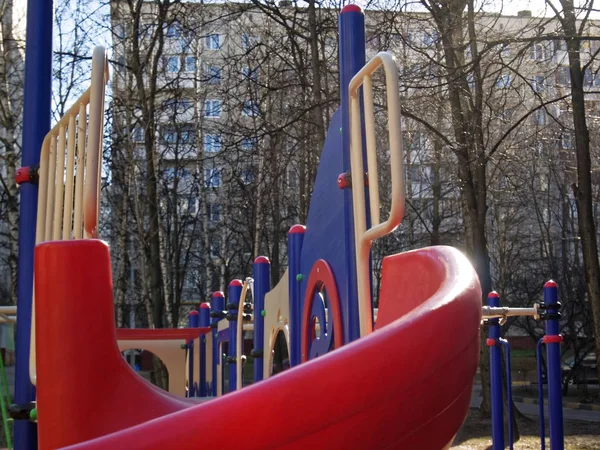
[482,284,564,450]
[12,3,537,449]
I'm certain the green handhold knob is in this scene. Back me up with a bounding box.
[261,309,266,317]
[30,408,37,421]
[180,344,187,349]
[296,274,303,282]
[339,127,342,133]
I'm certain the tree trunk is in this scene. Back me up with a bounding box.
[560,0,600,385]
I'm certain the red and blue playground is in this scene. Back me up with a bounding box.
[10,3,566,450]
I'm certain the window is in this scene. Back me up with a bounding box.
[241,33,259,48]
[207,203,221,222]
[287,169,299,189]
[241,168,254,184]
[243,100,259,117]
[166,22,180,38]
[495,74,511,89]
[209,238,221,258]
[163,98,191,114]
[204,100,221,118]
[530,43,547,61]
[562,133,573,149]
[206,33,221,50]
[204,168,221,188]
[162,167,176,183]
[115,24,125,39]
[205,65,222,84]
[556,66,570,86]
[163,127,177,144]
[241,137,257,151]
[203,134,222,153]
[131,127,144,143]
[500,44,510,57]
[164,56,179,73]
[536,109,546,126]
[185,56,197,73]
[242,67,258,82]
[180,127,196,144]
[584,68,594,86]
[533,75,545,92]
[554,39,566,51]
[141,24,156,39]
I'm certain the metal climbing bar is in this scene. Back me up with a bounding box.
[348,51,405,337]
[29,46,109,386]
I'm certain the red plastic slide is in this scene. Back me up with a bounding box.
[34,240,481,450]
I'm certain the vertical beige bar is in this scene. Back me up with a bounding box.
[73,104,87,239]
[52,126,67,241]
[35,138,50,244]
[83,47,107,238]
[44,136,57,240]
[62,116,77,239]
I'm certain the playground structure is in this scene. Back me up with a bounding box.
[8,3,569,450]
[482,284,565,450]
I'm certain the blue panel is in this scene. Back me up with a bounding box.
[299,110,358,344]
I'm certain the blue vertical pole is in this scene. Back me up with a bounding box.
[339,4,367,343]
[252,257,270,382]
[288,225,305,367]
[543,280,564,450]
[187,311,199,397]
[15,0,53,448]
[487,291,504,450]
[210,291,224,397]
[199,303,210,397]
[499,338,514,450]
[536,338,546,450]
[227,280,242,392]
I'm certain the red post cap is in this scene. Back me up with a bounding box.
[212,291,225,298]
[341,4,362,13]
[289,224,306,234]
[254,256,270,264]
[189,310,199,316]
[229,279,243,287]
[488,291,499,298]
[544,280,557,288]
[200,303,211,309]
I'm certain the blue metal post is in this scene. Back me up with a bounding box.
[210,291,224,397]
[252,257,270,382]
[227,280,242,392]
[543,280,564,450]
[499,338,513,450]
[288,225,305,367]
[14,0,54,448]
[338,4,367,343]
[487,291,504,450]
[536,338,546,450]
[187,311,199,397]
[199,303,210,397]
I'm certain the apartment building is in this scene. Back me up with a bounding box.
[0,0,27,305]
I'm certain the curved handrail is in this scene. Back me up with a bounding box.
[349,52,405,337]
[30,46,109,385]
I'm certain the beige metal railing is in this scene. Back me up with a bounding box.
[349,52,405,338]
[30,46,109,385]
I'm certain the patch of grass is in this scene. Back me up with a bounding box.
[452,408,600,449]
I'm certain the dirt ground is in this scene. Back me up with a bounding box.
[452,408,600,449]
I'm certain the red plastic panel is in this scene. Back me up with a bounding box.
[301,259,344,362]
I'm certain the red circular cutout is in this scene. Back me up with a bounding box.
[301,259,344,362]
